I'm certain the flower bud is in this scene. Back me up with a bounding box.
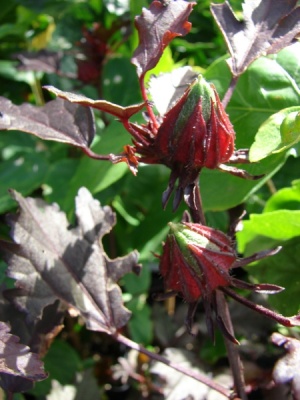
[154,75,235,170]
[159,222,236,303]
[159,221,286,341]
[134,75,236,209]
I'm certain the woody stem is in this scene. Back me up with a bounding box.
[222,75,239,108]
[190,179,206,224]
[139,75,159,131]
[115,332,231,398]
[216,291,248,400]
[191,184,248,400]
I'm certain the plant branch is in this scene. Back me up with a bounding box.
[190,179,206,224]
[139,75,159,131]
[222,75,239,109]
[216,291,248,400]
[192,183,247,399]
[82,147,111,160]
[115,332,231,398]
[31,72,45,106]
[222,287,300,327]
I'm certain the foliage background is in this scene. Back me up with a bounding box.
[0,0,300,399]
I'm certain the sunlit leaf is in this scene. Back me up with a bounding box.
[131,0,195,77]
[0,97,95,149]
[249,107,300,162]
[211,0,300,76]
[0,188,140,334]
[13,50,62,74]
[44,86,145,119]
[0,322,47,393]
[201,43,300,211]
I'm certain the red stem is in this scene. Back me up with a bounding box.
[190,179,206,224]
[82,147,111,160]
[222,75,239,108]
[191,184,248,399]
[222,287,300,327]
[115,332,231,398]
[139,75,159,131]
[216,291,248,400]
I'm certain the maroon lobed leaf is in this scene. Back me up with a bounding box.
[211,0,300,76]
[0,188,140,334]
[0,289,65,358]
[13,50,62,74]
[44,85,146,120]
[131,0,195,78]
[0,97,95,148]
[0,321,47,393]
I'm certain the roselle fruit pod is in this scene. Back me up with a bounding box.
[159,222,236,303]
[159,222,297,341]
[154,75,235,170]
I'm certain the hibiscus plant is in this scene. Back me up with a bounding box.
[0,1,300,399]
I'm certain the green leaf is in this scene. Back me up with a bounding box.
[270,43,300,88]
[200,42,300,211]
[0,24,24,39]
[200,330,227,364]
[237,181,300,254]
[240,210,300,241]
[127,298,153,345]
[60,120,129,212]
[247,238,300,316]
[112,164,182,260]
[264,180,300,213]
[201,152,286,212]
[0,61,42,85]
[228,49,300,150]
[204,54,231,97]
[145,46,176,84]
[123,262,151,295]
[31,340,82,397]
[249,107,300,162]
[43,158,80,209]
[102,57,142,106]
[129,0,148,19]
[0,130,37,160]
[0,152,48,213]
[123,263,153,345]
[278,110,300,151]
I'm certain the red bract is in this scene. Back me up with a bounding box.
[159,221,300,343]
[125,75,260,210]
[160,223,236,303]
[76,21,129,84]
[151,77,235,169]
[76,24,109,84]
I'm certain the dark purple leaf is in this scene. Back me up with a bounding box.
[44,85,146,120]
[272,333,300,399]
[0,97,95,148]
[13,50,62,73]
[0,374,36,394]
[0,188,140,334]
[131,0,195,78]
[211,0,300,76]
[0,289,64,393]
[0,321,47,393]
[0,289,65,357]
